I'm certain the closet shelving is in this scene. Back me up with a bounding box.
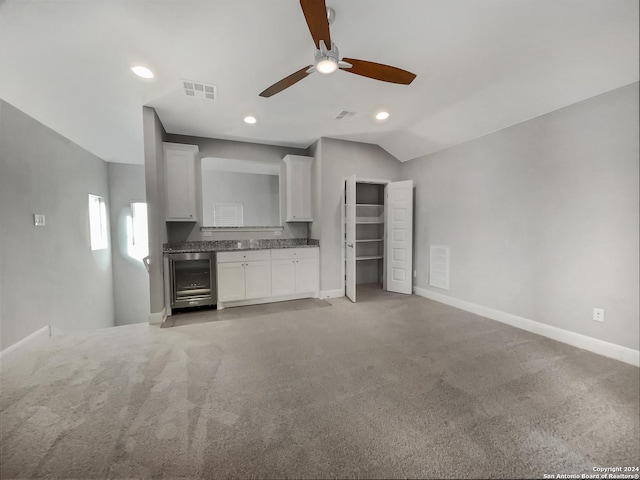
[354,185,385,270]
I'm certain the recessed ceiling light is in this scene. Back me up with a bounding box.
[131,66,154,79]
[243,115,257,125]
[375,111,390,121]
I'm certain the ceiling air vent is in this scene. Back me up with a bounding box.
[182,79,217,100]
[335,110,357,121]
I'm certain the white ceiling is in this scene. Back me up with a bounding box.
[0,0,638,165]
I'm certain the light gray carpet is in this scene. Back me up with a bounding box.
[1,286,638,479]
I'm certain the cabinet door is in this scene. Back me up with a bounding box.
[165,148,197,221]
[217,262,245,302]
[295,257,319,294]
[271,259,296,297]
[284,156,312,222]
[245,260,272,300]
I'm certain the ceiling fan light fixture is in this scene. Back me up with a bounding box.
[317,57,338,74]
[131,65,154,79]
[243,115,257,125]
[375,111,390,121]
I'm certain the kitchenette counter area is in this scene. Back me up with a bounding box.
[164,239,320,315]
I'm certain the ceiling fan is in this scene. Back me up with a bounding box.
[259,0,417,97]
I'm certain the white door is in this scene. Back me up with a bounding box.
[345,175,357,302]
[386,180,413,294]
[217,262,245,302]
[272,259,296,296]
[296,257,319,294]
[245,260,272,300]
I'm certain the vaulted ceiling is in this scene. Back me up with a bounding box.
[0,0,638,165]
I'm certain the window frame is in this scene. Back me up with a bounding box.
[88,194,108,251]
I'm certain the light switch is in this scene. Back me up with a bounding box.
[34,214,45,226]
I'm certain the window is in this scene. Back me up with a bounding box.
[88,194,108,250]
[213,202,243,227]
[127,202,149,261]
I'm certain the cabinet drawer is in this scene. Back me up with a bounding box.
[217,249,271,263]
[271,247,318,260]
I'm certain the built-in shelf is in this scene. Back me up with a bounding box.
[356,239,383,243]
[356,204,383,207]
[356,220,384,224]
[356,255,384,261]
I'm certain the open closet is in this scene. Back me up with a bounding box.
[344,176,414,302]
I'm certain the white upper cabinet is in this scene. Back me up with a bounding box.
[164,143,199,221]
[283,155,313,222]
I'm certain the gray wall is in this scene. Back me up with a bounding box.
[108,163,150,326]
[309,139,322,242]
[315,138,402,293]
[401,83,639,350]
[142,106,167,316]
[0,100,115,349]
[164,134,309,242]
[201,170,279,227]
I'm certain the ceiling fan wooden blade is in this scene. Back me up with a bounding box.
[341,58,417,85]
[259,66,313,98]
[300,0,331,49]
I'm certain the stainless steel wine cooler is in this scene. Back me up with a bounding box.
[168,252,216,309]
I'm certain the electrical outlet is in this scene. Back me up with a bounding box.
[202,231,213,237]
[273,230,282,236]
[34,214,45,226]
[413,270,417,278]
[593,308,605,322]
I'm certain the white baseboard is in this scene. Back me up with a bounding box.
[148,308,166,325]
[413,287,640,367]
[218,291,320,310]
[0,325,51,359]
[321,288,344,299]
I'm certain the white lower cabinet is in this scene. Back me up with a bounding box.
[217,247,318,308]
[217,262,246,302]
[271,260,297,296]
[271,248,319,296]
[245,261,272,300]
[295,257,319,293]
[217,250,272,303]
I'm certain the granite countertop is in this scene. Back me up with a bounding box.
[164,238,319,254]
